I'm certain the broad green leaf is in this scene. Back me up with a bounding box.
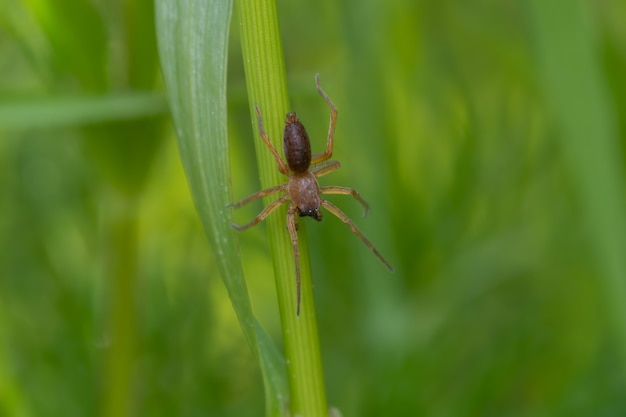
[154,0,287,415]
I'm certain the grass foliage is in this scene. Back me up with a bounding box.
[1,0,626,416]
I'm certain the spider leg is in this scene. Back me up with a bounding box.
[286,204,302,315]
[321,200,394,272]
[311,160,341,178]
[311,74,337,164]
[320,186,369,217]
[229,184,286,209]
[255,105,289,175]
[232,194,289,231]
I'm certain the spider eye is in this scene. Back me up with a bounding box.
[299,207,322,221]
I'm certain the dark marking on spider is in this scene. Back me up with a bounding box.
[230,74,394,315]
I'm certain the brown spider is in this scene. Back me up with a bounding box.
[231,74,394,315]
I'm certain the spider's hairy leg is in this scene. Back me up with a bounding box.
[320,185,369,217]
[320,200,394,272]
[311,160,341,178]
[229,184,285,209]
[255,105,289,175]
[286,204,302,315]
[232,194,290,231]
[311,74,337,164]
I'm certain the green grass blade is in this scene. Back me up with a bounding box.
[0,93,167,129]
[155,0,287,415]
[529,1,626,363]
[237,0,328,415]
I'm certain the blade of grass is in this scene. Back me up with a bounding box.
[155,0,288,416]
[529,1,626,364]
[0,93,167,130]
[101,202,138,417]
[237,0,328,415]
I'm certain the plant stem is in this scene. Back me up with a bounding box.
[103,195,137,417]
[237,0,328,415]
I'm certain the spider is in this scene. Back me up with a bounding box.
[231,74,394,315]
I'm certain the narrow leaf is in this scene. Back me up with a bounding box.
[529,0,626,364]
[155,0,287,415]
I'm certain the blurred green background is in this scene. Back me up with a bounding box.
[2,0,626,416]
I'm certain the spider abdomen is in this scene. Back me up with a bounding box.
[283,112,312,173]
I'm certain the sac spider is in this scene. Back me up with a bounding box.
[231,74,394,315]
